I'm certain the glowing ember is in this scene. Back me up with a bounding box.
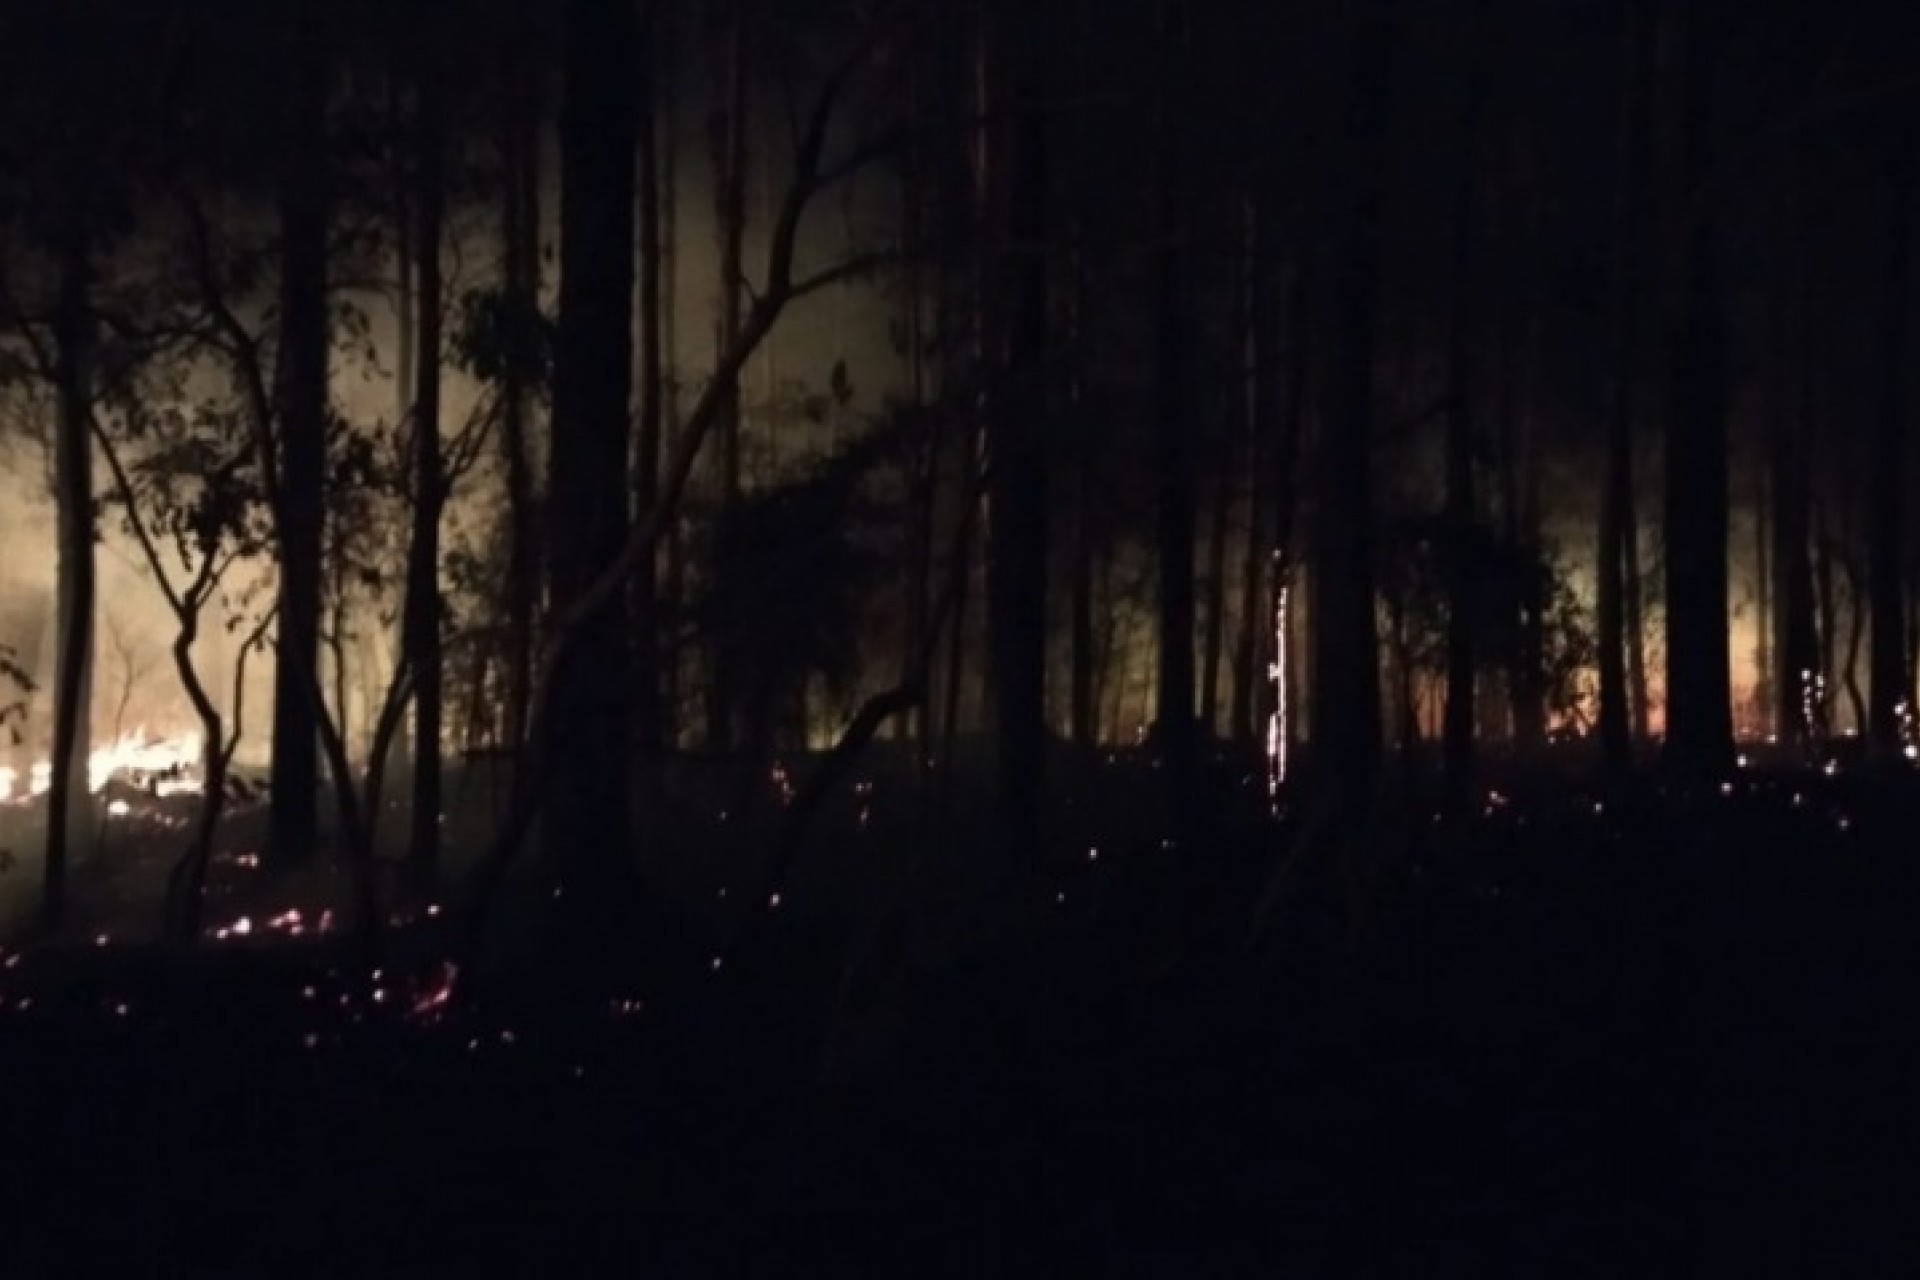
[1800,669,1827,745]
[407,961,460,1023]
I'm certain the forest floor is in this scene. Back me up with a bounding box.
[0,746,1915,1276]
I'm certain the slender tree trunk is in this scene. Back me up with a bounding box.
[405,36,447,874]
[632,0,666,757]
[1868,125,1911,760]
[1066,214,1097,749]
[986,0,1049,867]
[1501,138,1548,752]
[1199,412,1233,737]
[1269,255,1310,778]
[1659,0,1733,779]
[1814,509,1838,732]
[46,210,93,925]
[1441,25,1485,809]
[1152,0,1197,825]
[1752,438,1771,734]
[499,0,542,751]
[545,0,639,964]
[706,1,748,753]
[1229,192,1268,748]
[1310,0,1391,800]
[1842,549,1868,734]
[1773,159,1820,748]
[269,0,329,864]
[1599,0,1650,776]
[658,3,684,747]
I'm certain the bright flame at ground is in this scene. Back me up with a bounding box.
[0,729,203,804]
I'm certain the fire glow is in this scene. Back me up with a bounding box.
[0,729,203,804]
[1266,556,1292,803]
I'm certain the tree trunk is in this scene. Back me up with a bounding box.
[1867,125,1911,760]
[1152,0,1197,826]
[1199,418,1233,737]
[1441,21,1485,809]
[632,0,666,758]
[1066,212,1097,749]
[268,0,329,864]
[499,0,542,751]
[1659,0,1733,780]
[1773,158,1820,748]
[706,0,748,753]
[1229,192,1269,749]
[46,210,93,926]
[1599,0,1650,777]
[1309,0,1391,801]
[405,34,447,875]
[985,0,1049,866]
[658,2,685,747]
[1269,255,1310,782]
[545,0,639,963]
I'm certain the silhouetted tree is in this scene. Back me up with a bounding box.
[543,0,639,959]
[1309,0,1392,800]
[1441,3,1488,809]
[985,0,1051,865]
[1659,0,1733,780]
[268,0,332,862]
[1599,0,1652,776]
[403,20,448,875]
[1867,121,1912,760]
[1151,0,1197,828]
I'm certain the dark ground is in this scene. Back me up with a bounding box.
[0,751,1915,1276]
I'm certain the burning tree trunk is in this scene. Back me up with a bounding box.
[268,0,330,864]
[544,0,639,959]
[1267,253,1310,789]
[46,208,93,926]
[1659,0,1733,780]
[404,33,447,875]
[1867,123,1911,761]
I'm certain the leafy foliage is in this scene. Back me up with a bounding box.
[699,430,897,746]
[0,642,33,744]
[1379,517,1597,731]
[450,285,554,390]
